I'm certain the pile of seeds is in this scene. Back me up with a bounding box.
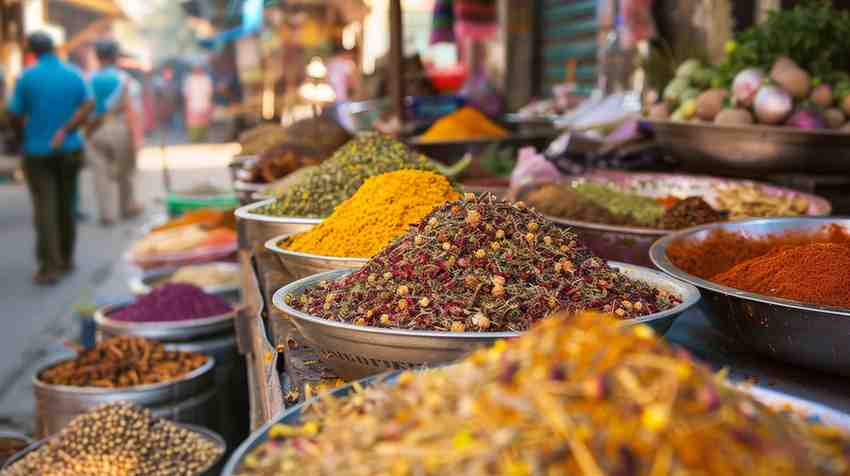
[2,404,222,476]
[286,194,678,332]
[234,312,850,476]
[39,336,207,388]
[260,134,438,218]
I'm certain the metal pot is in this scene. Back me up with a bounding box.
[33,357,215,438]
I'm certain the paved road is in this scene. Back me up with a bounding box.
[0,144,237,434]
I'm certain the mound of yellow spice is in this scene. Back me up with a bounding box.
[284,170,459,257]
[420,106,508,143]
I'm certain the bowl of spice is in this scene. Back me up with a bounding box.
[273,194,699,379]
[517,171,831,267]
[265,169,460,281]
[0,433,31,468]
[651,218,850,375]
[128,262,242,301]
[33,336,214,437]
[2,403,224,476]
[223,312,850,476]
[96,283,235,340]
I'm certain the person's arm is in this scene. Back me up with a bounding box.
[51,101,93,149]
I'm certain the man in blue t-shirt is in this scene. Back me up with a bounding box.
[8,32,94,285]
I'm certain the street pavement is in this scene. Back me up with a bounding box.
[0,143,238,435]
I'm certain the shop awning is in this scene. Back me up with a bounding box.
[54,0,127,18]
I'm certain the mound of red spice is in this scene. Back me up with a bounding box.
[286,194,679,332]
[712,242,850,308]
[667,224,850,280]
[112,283,233,323]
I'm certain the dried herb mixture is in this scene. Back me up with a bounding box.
[286,194,678,332]
[235,312,850,476]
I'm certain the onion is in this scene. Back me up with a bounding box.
[754,86,793,125]
[810,84,834,108]
[786,107,826,130]
[732,68,765,106]
[824,108,846,129]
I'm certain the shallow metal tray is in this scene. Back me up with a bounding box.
[128,261,242,301]
[3,423,225,475]
[95,301,236,341]
[222,372,850,476]
[646,119,850,175]
[272,263,700,380]
[515,171,832,267]
[650,218,850,375]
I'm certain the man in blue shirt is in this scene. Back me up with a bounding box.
[8,32,94,285]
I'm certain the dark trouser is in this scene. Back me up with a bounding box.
[21,152,83,273]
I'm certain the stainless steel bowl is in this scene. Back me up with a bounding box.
[221,372,850,476]
[95,301,236,341]
[264,235,367,286]
[272,263,700,380]
[647,119,850,175]
[651,218,850,376]
[516,171,832,267]
[2,424,225,475]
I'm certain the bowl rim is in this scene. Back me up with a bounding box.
[645,118,850,138]
[650,217,850,317]
[234,198,324,225]
[264,234,370,264]
[517,172,832,236]
[272,261,701,340]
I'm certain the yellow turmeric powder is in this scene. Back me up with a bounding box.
[420,106,509,143]
[284,170,459,257]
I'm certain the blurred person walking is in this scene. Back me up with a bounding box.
[183,64,213,143]
[85,39,142,226]
[7,32,93,285]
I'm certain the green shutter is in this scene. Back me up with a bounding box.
[538,0,598,96]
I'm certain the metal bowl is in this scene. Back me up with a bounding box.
[128,262,242,302]
[272,263,700,380]
[95,301,236,341]
[516,171,832,267]
[264,234,367,285]
[2,424,225,475]
[650,218,850,375]
[407,133,558,162]
[222,372,850,476]
[646,119,850,176]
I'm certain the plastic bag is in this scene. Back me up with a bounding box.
[510,147,561,190]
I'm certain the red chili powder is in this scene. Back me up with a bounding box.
[667,224,850,280]
[712,242,850,308]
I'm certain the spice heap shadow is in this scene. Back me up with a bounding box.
[286,194,679,332]
[234,312,850,476]
[39,336,207,388]
[260,133,439,218]
[2,403,222,476]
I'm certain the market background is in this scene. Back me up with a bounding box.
[1,0,850,471]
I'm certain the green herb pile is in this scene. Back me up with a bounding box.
[259,134,438,218]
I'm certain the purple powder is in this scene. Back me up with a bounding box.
[112,283,233,323]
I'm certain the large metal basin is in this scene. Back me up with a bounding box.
[651,218,850,376]
[272,263,700,380]
[647,119,850,176]
[516,171,831,267]
[264,235,367,289]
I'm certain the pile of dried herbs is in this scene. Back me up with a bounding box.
[259,134,439,218]
[285,194,678,332]
[235,312,850,476]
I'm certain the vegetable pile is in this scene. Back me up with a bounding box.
[648,3,850,131]
[234,312,850,476]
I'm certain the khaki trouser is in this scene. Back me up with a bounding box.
[86,116,137,222]
[21,152,83,273]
